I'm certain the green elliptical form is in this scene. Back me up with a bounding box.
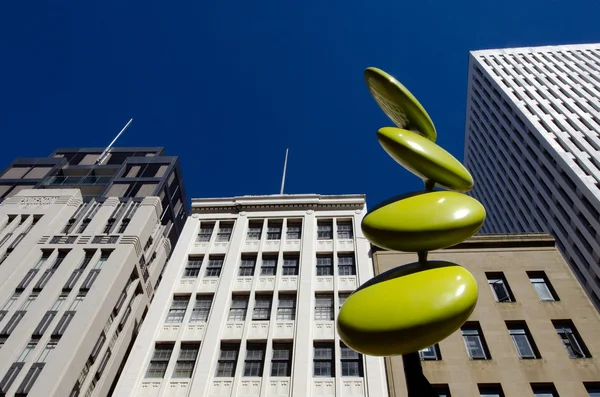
[336,67,487,357]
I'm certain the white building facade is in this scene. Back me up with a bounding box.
[112,194,389,397]
[0,189,172,397]
[463,43,600,309]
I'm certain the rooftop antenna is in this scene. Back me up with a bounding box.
[95,118,134,165]
[279,148,289,195]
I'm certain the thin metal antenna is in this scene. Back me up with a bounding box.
[95,118,134,165]
[279,148,289,195]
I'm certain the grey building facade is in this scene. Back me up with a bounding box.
[0,148,189,397]
[463,43,600,310]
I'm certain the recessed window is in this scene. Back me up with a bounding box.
[316,254,333,276]
[266,221,282,240]
[337,254,356,276]
[239,255,256,277]
[216,344,239,377]
[228,295,249,321]
[431,384,451,397]
[197,222,214,242]
[252,295,272,321]
[276,294,296,321]
[215,222,233,242]
[190,295,213,323]
[205,256,224,277]
[243,343,266,377]
[585,382,600,397]
[486,272,515,302]
[553,320,591,358]
[271,342,293,376]
[317,220,333,240]
[340,343,363,377]
[461,322,491,360]
[247,221,263,241]
[313,342,334,377]
[145,344,174,378]
[165,296,190,323]
[531,383,559,397]
[338,292,351,309]
[527,271,559,301]
[260,256,277,276]
[172,343,200,378]
[286,221,302,240]
[315,294,334,321]
[506,321,540,359]
[282,254,299,276]
[419,344,442,361]
[479,384,505,397]
[184,256,203,278]
[337,221,353,239]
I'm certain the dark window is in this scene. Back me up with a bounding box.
[317,220,333,240]
[247,221,263,241]
[32,311,57,338]
[252,295,272,321]
[276,294,296,321]
[205,256,224,277]
[16,269,38,292]
[197,223,214,242]
[216,344,239,377]
[270,342,293,376]
[461,322,491,360]
[531,383,559,397]
[431,384,451,397]
[145,344,174,378]
[15,363,45,396]
[184,257,203,278]
[507,321,540,359]
[585,382,600,397]
[190,295,213,323]
[266,221,282,240]
[1,311,26,337]
[89,332,106,364]
[286,221,302,240]
[165,295,190,323]
[80,270,101,291]
[478,384,505,397]
[0,363,24,395]
[313,343,334,377]
[95,349,112,380]
[282,255,299,276]
[215,222,233,242]
[52,311,75,337]
[228,295,249,321]
[340,343,363,377]
[239,256,256,277]
[553,320,591,358]
[486,272,515,302]
[243,343,266,377]
[419,344,442,361]
[337,221,353,239]
[260,256,277,276]
[315,294,334,320]
[316,255,333,276]
[113,291,127,315]
[173,343,200,378]
[337,254,356,276]
[527,271,559,301]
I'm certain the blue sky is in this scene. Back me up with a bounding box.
[1,0,599,207]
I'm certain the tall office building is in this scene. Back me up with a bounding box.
[378,234,600,397]
[112,194,389,397]
[463,43,600,310]
[0,148,188,397]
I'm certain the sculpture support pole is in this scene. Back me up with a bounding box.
[402,353,439,397]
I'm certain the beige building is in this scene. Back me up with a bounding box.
[375,234,600,397]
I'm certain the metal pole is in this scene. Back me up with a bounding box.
[96,118,134,165]
[279,148,289,195]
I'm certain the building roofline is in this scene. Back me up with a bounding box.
[470,42,600,57]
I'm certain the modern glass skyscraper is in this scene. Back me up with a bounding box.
[463,43,600,310]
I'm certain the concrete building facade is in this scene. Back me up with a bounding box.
[463,43,600,310]
[0,147,189,397]
[112,194,389,397]
[377,234,600,397]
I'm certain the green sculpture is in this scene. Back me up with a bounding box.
[336,67,487,394]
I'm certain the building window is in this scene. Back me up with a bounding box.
[507,321,540,359]
[531,383,559,397]
[286,221,301,240]
[419,344,441,361]
[266,221,282,240]
[184,257,203,278]
[243,343,266,377]
[37,338,59,363]
[271,342,293,376]
[337,221,353,239]
[313,343,334,377]
[52,311,75,337]
[317,220,333,240]
[239,256,256,277]
[478,384,505,397]
[316,255,333,276]
[247,221,263,241]
[17,342,38,363]
[337,254,356,276]
[172,343,200,378]
[260,256,277,276]
[315,294,334,321]
[190,295,213,323]
[282,255,299,276]
[461,322,491,360]
[93,250,111,269]
[15,363,44,396]
[165,296,190,323]
[340,343,363,377]
[486,272,514,302]
[2,293,21,310]
[252,295,272,321]
[553,320,590,358]
[431,384,451,397]
[1,311,26,337]
[32,311,57,338]
[145,344,174,378]
[277,294,296,321]
[0,363,24,395]
[585,383,600,397]
[228,295,249,321]
[205,256,224,277]
[338,292,350,309]
[216,344,239,377]
[527,271,559,301]
[20,293,39,310]
[197,223,214,242]
[69,293,87,311]
[215,222,233,242]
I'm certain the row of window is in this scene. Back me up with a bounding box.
[182,253,357,279]
[420,319,591,362]
[165,292,351,324]
[60,200,140,235]
[431,381,600,396]
[0,215,42,266]
[146,341,363,379]
[195,219,355,243]
[486,270,559,302]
